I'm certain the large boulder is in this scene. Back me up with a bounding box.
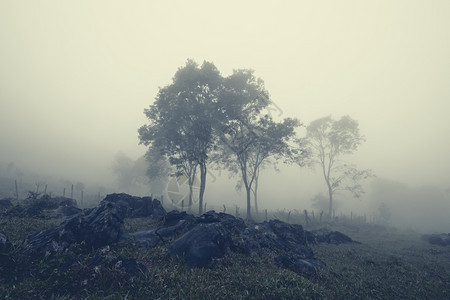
[166,211,332,275]
[168,222,231,268]
[25,200,127,258]
[103,193,166,219]
[119,210,196,249]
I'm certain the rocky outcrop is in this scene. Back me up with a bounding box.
[169,222,230,268]
[103,193,166,219]
[166,216,332,274]
[25,200,126,258]
[23,193,357,277]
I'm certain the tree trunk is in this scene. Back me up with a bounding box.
[15,180,19,200]
[188,176,194,212]
[188,165,197,212]
[252,167,260,214]
[328,184,333,217]
[198,163,207,215]
[246,185,252,221]
[253,188,258,215]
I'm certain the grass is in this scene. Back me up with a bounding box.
[0,216,449,299]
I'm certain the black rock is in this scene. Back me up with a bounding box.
[168,222,231,268]
[197,211,247,233]
[103,193,166,219]
[306,228,357,244]
[25,200,126,258]
[164,210,196,227]
[422,233,450,246]
[268,220,308,247]
[19,194,357,278]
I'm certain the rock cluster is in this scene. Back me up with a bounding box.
[21,193,357,277]
[25,199,126,258]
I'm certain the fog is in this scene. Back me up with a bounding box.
[1,1,449,232]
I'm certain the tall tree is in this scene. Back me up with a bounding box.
[139,60,222,214]
[306,115,372,217]
[218,70,303,220]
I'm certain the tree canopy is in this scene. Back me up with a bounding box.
[139,60,223,214]
[139,60,305,218]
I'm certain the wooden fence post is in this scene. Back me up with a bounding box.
[15,179,19,200]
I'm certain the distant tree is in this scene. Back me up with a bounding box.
[144,147,171,199]
[310,192,340,213]
[139,60,223,214]
[112,152,149,194]
[218,70,303,220]
[306,115,373,217]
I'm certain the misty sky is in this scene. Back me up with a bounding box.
[1,1,449,207]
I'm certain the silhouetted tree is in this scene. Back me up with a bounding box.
[217,70,303,220]
[306,115,372,217]
[139,60,223,214]
[112,152,150,194]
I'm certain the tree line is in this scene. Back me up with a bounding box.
[138,60,371,220]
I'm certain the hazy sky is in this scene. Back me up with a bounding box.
[1,1,449,207]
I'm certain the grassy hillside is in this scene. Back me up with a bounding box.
[1,216,449,299]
